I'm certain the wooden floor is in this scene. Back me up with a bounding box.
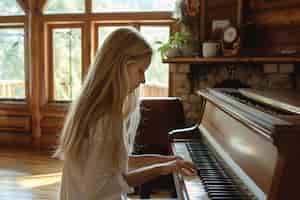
[0,148,176,200]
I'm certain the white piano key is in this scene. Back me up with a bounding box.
[172,141,260,200]
[173,143,209,200]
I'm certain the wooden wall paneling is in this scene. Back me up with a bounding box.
[200,0,206,42]
[249,0,300,11]
[245,1,300,56]
[40,116,65,147]
[252,7,300,27]
[0,132,32,147]
[41,116,64,135]
[0,105,30,115]
[237,0,244,27]
[41,103,68,118]
[207,0,236,8]
[249,26,300,56]
[0,115,31,132]
[237,0,245,55]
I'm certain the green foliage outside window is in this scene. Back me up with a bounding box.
[141,26,170,88]
[0,0,24,16]
[97,26,170,90]
[44,0,85,14]
[93,0,175,12]
[0,29,25,99]
[53,28,82,101]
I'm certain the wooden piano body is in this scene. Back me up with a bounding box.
[170,88,300,200]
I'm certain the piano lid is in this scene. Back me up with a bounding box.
[199,88,300,142]
[239,88,300,115]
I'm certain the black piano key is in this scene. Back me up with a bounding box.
[185,142,252,199]
[207,188,241,193]
[210,196,249,200]
[208,190,244,194]
[203,182,237,186]
[209,193,246,198]
[201,176,230,180]
[202,177,231,181]
[205,184,238,187]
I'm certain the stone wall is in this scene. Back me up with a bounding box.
[170,63,298,123]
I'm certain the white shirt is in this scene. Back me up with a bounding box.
[59,115,132,200]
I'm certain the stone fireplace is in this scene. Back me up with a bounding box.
[170,63,299,123]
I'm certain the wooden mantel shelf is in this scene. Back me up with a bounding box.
[163,57,300,64]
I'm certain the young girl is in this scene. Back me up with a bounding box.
[55,28,196,200]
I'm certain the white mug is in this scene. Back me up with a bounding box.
[202,41,221,57]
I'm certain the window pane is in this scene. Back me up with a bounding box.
[0,0,24,16]
[98,26,132,49]
[44,0,85,14]
[0,28,25,99]
[140,26,169,97]
[93,0,175,13]
[53,28,82,101]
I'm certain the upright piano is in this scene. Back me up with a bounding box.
[170,88,300,200]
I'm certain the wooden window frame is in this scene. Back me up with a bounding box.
[0,17,28,109]
[42,10,176,108]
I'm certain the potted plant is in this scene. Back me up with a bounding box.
[156,31,192,59]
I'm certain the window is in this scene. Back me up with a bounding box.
[140,26,170,97]
[92,0,175,13]
[0,28,25,99]
[44,1,176,101]
[44,0,85,14]
[95,24,170,97]
[97,25,132,50]
[0,0,24,16]
[51,28,82,101]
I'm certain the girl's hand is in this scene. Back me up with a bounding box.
[159,159,197,177]
[164,155,184,162]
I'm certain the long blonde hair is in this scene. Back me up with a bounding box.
[54,28,152,163]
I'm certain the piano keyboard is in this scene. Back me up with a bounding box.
[173,142,256,200]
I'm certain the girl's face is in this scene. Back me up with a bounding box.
[127,55,151,92]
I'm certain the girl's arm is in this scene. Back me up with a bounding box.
[128,154,181,169]
[124,159,197,187]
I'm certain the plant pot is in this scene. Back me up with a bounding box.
[181,45,193,57]
[165,48,181,58]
